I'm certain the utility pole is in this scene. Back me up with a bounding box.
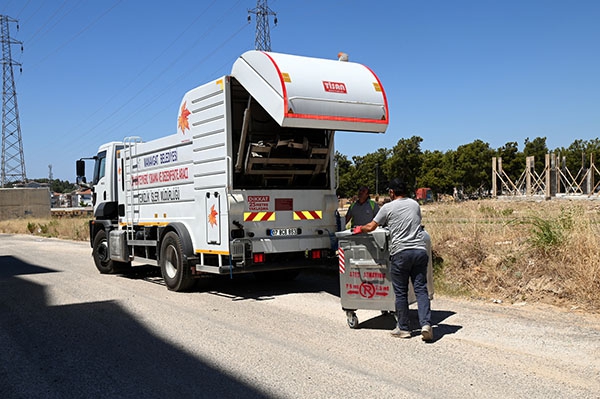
[1,15,25,187]
[375,163,379,196]
[247,0,277,51]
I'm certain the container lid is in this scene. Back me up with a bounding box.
[231,50,389,133]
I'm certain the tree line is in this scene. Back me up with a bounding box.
[335,136,600,199]
[3,178,78,193]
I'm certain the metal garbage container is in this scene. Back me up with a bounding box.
[336,227,434,329]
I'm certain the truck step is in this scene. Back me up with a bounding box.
[195,264,222,274]
[127,239,158,246]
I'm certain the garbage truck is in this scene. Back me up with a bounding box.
[76,50,389,291]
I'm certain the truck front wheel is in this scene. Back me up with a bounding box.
[92,229,131,274]
[160,231,195,292]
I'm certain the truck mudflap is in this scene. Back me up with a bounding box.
[231,50,389,133]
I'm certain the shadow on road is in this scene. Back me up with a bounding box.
[351,308,461,342]
[119,264,342,300]
[116,264,461,342]
[0,256,273,398]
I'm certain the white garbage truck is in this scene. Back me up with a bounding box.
[76,50,389,291]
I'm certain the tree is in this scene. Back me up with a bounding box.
[523,137,548,173]
[337,134,600,201]
[27,178,77,193]
[496,141,524,183]
[51,179,77,193]
[350,148,391,197]
[454,140,494,195]
[335,152,355,198]
[386,136,424,193]
[418,150,457,195]
[555,138,600,175]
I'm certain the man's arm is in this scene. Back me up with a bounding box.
[353,220,379,234]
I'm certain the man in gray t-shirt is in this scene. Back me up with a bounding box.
[373,194,427,255]
[352,178,432,342]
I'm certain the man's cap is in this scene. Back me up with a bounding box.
[358,186,369,192]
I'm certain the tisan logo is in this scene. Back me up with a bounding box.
[322,81,347,94]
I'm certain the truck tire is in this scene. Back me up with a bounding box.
[160,231,195,292]
[92,229,131,274]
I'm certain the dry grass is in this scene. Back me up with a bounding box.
[423,199,600,313]
[2,200,599,312]
[0,217,90,242]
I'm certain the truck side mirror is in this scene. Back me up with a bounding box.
[76,159,86,178]
[76,159,91,188]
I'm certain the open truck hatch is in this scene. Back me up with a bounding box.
[231,50,389,133]
[229,76,335,188]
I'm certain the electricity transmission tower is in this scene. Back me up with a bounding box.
[1,15,26,187]
[248,0,277,51]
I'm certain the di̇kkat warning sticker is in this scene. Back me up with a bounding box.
[247,195,269,211]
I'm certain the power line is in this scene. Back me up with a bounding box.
[25,0,69,45]
[53,0,222,149]
[16,0,32,19]
[58,0,248,153]
[27,0,122,72]
[123,23,251,137]
[4,1,254,178]
[67,21,250,151]
[17,1,44,28]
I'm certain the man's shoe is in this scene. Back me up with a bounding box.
[421,324,433,342]
[391,327,411,338]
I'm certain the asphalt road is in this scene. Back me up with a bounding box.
[1,234,599,398]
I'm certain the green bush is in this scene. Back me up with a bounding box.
[508,210,573,254]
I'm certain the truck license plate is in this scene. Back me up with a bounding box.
[269,228,298,236]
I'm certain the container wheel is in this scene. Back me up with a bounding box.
[346,311,359,329]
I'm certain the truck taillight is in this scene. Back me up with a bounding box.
[310,250,322,259]
[253,253,265,264]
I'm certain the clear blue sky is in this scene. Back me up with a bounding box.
[1,0,599,181]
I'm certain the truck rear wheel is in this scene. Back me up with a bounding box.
[160,231,195,292]
[92,229,131,274]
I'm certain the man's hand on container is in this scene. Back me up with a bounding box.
[352,225,363,234]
